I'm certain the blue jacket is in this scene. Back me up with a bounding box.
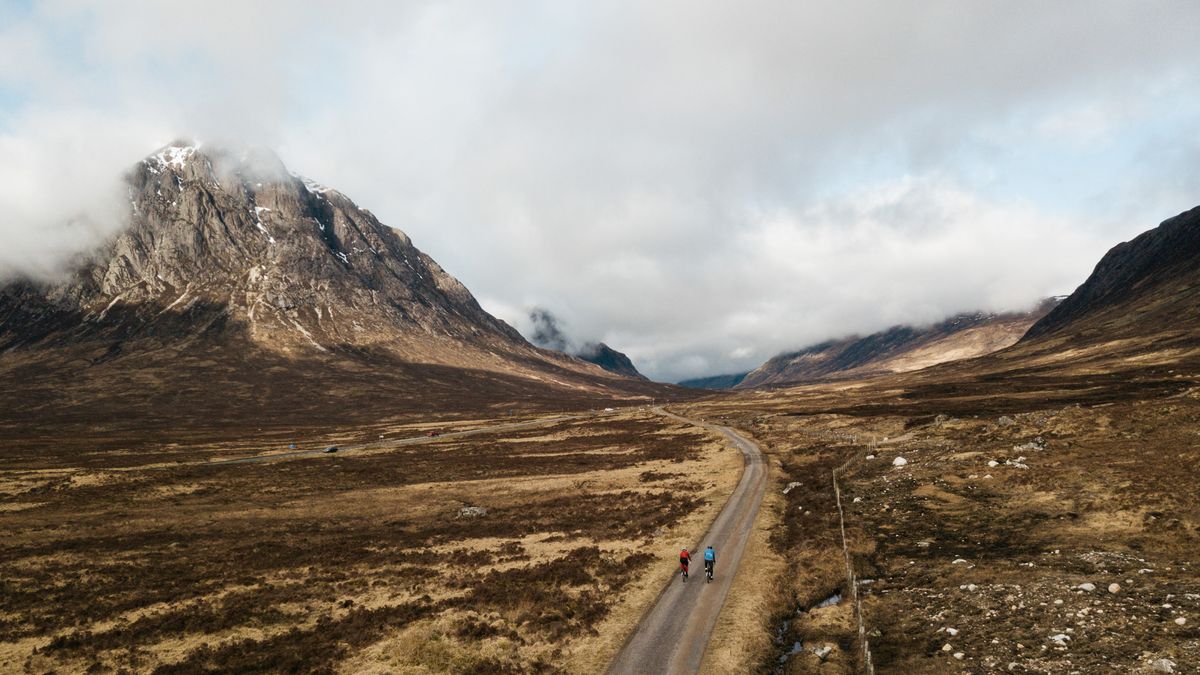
[704,548,715,562]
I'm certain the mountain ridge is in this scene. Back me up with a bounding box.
[737,301,1060,389]
[1022,204,1200,345]
[577,342,646,379]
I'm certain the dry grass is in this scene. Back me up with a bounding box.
[0,408,751,673]
[564,423,745,673]
[677,353,1200,672]
[699,434,788,673]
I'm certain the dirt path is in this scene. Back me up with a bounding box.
[607,409,768,674]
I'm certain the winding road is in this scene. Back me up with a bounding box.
[608,410,768,674]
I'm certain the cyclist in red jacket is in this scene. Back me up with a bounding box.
[679,548,691,580]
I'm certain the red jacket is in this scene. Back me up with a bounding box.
[679,550,691,562]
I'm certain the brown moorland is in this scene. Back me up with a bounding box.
[0,409,746,673]
[675,343,1200,673]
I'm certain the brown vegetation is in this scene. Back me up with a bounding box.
[676,349,1200,673]
[0,410,733,673]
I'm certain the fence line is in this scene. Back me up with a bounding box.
[832,447,875,675]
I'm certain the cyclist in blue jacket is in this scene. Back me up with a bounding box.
[703,546,716,581]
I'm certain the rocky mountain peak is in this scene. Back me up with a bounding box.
[1,142,524,355]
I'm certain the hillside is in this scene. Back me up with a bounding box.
[0,142,672,455]
[1023,205,1200,345]
[678,372,749,390]
[738,301,1059,388]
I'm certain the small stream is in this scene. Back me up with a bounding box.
[771,591,844,670]
[814,592,842,608]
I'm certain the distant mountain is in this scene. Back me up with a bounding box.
[0,142,670,450]
[738,301,1059,388]
[678,372,748,390]
[577,342,645,379]
[865,206,1200,410]
[1022,205,1200,346]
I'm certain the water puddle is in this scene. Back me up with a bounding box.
[814,592,842,609]
[772,591,844,670]
[776,640,804,665]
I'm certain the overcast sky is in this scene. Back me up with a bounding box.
[2,1,1199,381]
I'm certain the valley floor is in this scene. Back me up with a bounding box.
[679,365,1200,673]
[0,409,745,673]
[4,360,1199,674]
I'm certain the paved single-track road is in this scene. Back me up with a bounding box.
[608,409,768,674]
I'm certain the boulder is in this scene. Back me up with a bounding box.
[457,506,488,518]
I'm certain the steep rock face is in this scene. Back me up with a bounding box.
[0,142,524,358]
[576,342,645,379]
[1023,205,1200,343]
[738,301,1059,388]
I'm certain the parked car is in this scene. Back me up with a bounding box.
[323,446,339,453]
[426,430,441,437]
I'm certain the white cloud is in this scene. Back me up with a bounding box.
[1,1,1199,379]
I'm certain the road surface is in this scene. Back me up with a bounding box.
[608,409,768,674]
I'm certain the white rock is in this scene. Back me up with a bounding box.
[782,481,802,494]
[1175,617,1187,626]
[892,456,908,466]
[1049,633,1070,646]
[853,497,862,503]
[942,643,953,652]
[1053,599,1063,605]
[966,584,978,592]
[1078,582,1096,592]
[812,645,833,660]
[946,627,959,636]
[954,652,965,660]
[1150,658,1177,673]
[987,460,999,467]
[457,506,488,518]
[1108,583,1121,594]
[865,454,876,460]
[952,558,968,564]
